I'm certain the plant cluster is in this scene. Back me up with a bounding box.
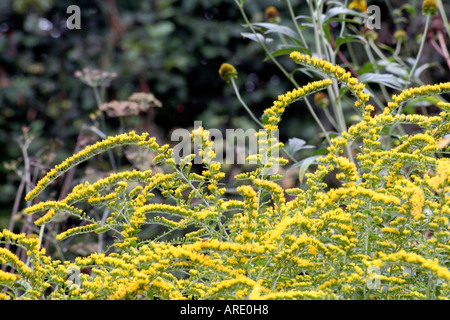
[2,0,450,300]
[1,48,450,299]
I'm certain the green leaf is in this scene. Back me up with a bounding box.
[146,21,175,38]
[413,62,439,79]
[336,86,350,104]
[290,155,320,184]
[294,15,312,22]
[358,73,404,90]
[188,173,205,182]
[265,45,311,60]
[334,35,366,53]
[384,62,409,78]
[327,18,364,24]
[357,60,384,75]
[404,96,441,110]
[401,3,416,13]
[322,22,331,43]
[376,43,397,55]
[250,22,299,40]
[325,7,368,20]
[241,32,273,44]
[293,66,328,79]
[312,147,329,156]
[287,137,315,154]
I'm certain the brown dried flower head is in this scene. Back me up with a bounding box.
[128,92,162,112]
[99,100,140,117]
[74,68,118,87]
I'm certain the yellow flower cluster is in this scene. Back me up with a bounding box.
[386,83,450,114]
[410,187,425,220]
[0,247,33,279]
[377,250,450,280]
[429,158,450,190]
[263,78,332,132]
[289,51,370,109]
[26,201,87,226]
[2,53,450,300]
[348,0,367,11]
[25,131,158,201]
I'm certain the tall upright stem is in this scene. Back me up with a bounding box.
[230,78,264,128]
[406,14,431,86]
[286,0,308,48]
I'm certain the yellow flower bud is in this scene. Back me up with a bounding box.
[265,6,280,23]
[313,92,330,109]
[218,63,238,83]
[393,29,407,43]
[363,29,378,41]
[422,0,438,15]
[348,0,367,12]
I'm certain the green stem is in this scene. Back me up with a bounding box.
[310,1,342,128]
[308,0,323,59]
[394,39,402,57]
[317,1,357,163]
[365,47,390,104]
[346,40,359,67]
[315,0,331,62]
[286,0,308,48]
[406,13,431,86]
[322,105,338,130]
[339,0,349,38]
[230,78,264,128]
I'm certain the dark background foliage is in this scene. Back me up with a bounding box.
[0,0,310,229]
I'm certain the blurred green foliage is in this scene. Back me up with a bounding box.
[0,0,304,229]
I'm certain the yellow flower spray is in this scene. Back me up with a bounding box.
[1,52,450,300]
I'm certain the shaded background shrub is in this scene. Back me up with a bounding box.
[0,0,293,228]
[1,0,449,234]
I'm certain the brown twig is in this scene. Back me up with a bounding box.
[430,36,445,56]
